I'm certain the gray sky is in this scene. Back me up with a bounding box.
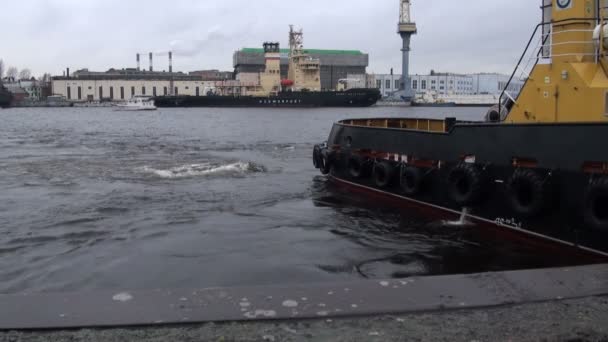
[1,0,538,77]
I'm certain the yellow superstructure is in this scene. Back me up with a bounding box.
[287,25,321,91]
[246,42,282,97]
[506,0,608,123]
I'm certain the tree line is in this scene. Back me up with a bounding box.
[0,59,50,82]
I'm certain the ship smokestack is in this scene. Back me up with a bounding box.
[149,52,153,72]
[169,51,173,73]
[136,53,141,71]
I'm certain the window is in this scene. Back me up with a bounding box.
[142,87,146,95]
[131,87,135,97]
[449,80,453,84]
[431,80,436,84]
[386,80,391,89]
[164,87,168,95]
[78,86,82,100]
[120,87,125,99]
[67,87,71,100]
[175,87,178,95]
[99,86,103,99]
[196,87,200,96]
[431,86,436,90]
[440,86,444,90]
[412,80,418,89]
[153,87,157,96]
[110,87,114,99]
[395,80,399,89]
[440,80,445,84]
[376,80,382,89]
[421,80,427,90]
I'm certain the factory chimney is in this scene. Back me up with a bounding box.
[136,53,141,71]
[169,51,174,96]
[149,52,153,72]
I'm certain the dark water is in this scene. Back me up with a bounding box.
[0,106,569,294]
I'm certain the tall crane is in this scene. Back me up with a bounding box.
[397,0,417,102]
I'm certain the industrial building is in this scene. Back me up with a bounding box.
[233,48,369,90]
[374,72,524,98]
[471,73,524,95]
[51,68,218,101]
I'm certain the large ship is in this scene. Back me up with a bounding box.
[154,88,380,108]
[155,28,381,108]
[0,83,11,108]
[313,0,608,258]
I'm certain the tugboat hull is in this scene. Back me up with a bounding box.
[154,89,381,108]
[314,119,608,257]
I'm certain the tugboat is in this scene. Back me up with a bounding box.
[313,0,608,257]
[155,27,381,108]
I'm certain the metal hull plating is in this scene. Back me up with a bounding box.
[154,89,381,108]
[320,120,608,256]
[0,87,11,108]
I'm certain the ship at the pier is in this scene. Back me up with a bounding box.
[0,83,11,108]
[154,27,380,108]
[313,0,608,258]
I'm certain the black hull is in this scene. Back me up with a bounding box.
[0,88,11,108]
[154,89,381,108]
[315,119,608,257]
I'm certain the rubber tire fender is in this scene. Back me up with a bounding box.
[506,168,549,218]
[319,150,332,175]
[373,161,396,188]
[313,145,322,169]
[348,154,369,179]
[401,166,424,196]
[583,176,608,232]
[447,163,484,206]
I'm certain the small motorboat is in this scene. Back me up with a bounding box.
[114,97,157,111]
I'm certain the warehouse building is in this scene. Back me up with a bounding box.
[233,48,369,90]
[373,72,524,97]
[52,69,219,101]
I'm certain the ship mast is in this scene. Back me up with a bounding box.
[288,25,321,91]
[289,25,304,58]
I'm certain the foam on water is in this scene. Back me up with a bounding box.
[141,162,266,179]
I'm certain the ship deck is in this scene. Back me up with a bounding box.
[341,118,466,133]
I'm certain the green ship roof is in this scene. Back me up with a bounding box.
[241,48,363,55]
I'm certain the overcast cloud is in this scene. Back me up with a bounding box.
[1,0,538,77]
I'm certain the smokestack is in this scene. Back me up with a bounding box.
[149,52,153,72]
[169,51,173,73]
[66,68,70,79]
[136,53,141,71]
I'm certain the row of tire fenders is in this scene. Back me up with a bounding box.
[313,144,608,232]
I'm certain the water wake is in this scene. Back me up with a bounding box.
[141,161,266,179]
